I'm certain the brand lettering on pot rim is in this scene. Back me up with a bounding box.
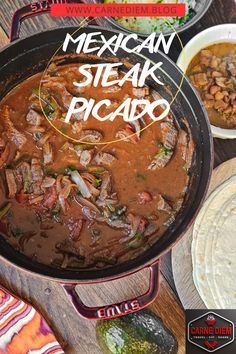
[31,0,67,12]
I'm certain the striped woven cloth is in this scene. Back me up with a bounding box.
[0,287,64,354]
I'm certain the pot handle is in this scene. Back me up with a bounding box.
[62,261,160,320]
[10,0,84,42]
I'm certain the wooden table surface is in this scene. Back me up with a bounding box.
[0,0,236,353]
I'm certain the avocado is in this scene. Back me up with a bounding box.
[96,309,178,354]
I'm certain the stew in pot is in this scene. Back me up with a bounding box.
[0,62,194,269]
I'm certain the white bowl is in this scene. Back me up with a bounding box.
[177,24,236,139]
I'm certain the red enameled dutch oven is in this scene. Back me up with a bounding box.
[0,0,213,320]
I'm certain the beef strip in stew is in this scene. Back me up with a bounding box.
[0,62,194,269]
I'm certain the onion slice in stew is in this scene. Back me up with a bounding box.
[70,170,91,199]
[76,196,100,214]
[0,202,12,220]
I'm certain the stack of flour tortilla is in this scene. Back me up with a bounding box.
[192,175,236,309]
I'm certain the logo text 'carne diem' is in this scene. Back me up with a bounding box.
[187,311,235,353]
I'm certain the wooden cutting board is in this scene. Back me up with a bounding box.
[0,27,185,354]
[0,27,8,48]
[0,265,186,354]
[172,158,236,310]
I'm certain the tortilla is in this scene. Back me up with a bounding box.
[192,175,236,309]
